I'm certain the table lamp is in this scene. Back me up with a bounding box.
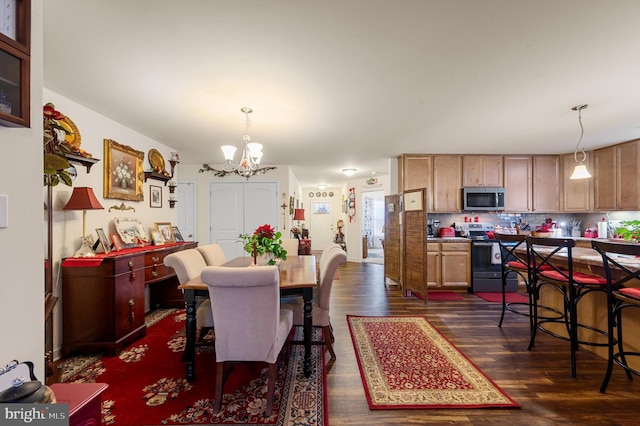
[293,208,306,238]
[63,187,104,257]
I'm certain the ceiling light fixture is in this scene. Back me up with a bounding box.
[570,104,592,180]
[199,107,276,179]
[342,168,356,177]
[317,184,327,190]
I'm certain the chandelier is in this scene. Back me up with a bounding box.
[199,107,276,179]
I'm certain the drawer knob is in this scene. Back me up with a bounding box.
[128,261,134,268]
[152,256,159,263]
[152,270,159,277]
[128,299,135,322]
[128,299,135,306]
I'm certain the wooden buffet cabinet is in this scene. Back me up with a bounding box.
[61,242,197,356]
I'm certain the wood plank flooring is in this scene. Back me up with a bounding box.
[325,261,640,425]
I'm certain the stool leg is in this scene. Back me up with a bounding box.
[600,297,617,393]
[498,272,507,327]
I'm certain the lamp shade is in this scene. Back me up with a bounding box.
[293,208,305,221]
[63,187,104,211]
[570,164,592,180]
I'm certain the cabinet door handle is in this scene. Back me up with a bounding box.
[128,299,135,322]
[128,261,134,268]
[152,270,158,277]
[152,256,159,263]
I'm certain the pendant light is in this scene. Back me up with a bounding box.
[570,104,592,180]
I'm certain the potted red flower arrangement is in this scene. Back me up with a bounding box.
[239,224,288,265]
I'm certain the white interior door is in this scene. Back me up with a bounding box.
[209,182,278,259]
[176,180,196,241]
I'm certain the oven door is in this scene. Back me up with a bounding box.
[471,241,517,292]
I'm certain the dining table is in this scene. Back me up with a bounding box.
[178,255,317,381]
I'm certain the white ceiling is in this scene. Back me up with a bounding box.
[43,1,640,187]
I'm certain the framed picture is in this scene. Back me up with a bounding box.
[151,230,164,245]
[95,228,112,253]
[172,226,184,242]
[404,190,423,211]
[313,201,330,214]
[110,233,123,252]
[155,222,174,243]
[103,138,144,201]
[150,185,162,208]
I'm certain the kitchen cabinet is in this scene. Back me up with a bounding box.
[399,154,433,211]
[562,153,593,212]
[432,155,462,212]
[532,155,561,212]
[427,241,470,289]
[594,139,640,211]
[503,156,532,212]
[594,145,616,211]
[402,189,427,302]
[462,155,503,187]
[61,242,197,356]
[616,139,640,210]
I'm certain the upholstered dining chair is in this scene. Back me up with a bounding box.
[163,249,213,342]
[196,243,227,267]
[282,247,347,359]
[590,240,640,393]
[201,265,293,415]
[281,238,300,258]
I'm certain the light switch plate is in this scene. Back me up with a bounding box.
[0,195,7,228]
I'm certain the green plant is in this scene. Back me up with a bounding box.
[43,103,73,186]
[238,224,287,265]
[614,220,640,241]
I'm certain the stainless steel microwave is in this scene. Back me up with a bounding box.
[462,187,506,211]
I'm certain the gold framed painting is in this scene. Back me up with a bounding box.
[103,139,144,201]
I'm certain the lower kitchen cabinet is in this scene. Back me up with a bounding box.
[427,241,470,289]
[61,242,197,356]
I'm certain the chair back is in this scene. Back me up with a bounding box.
[525,236,575,280]
[317,249,347,311]
[196,244,227,266]
[319,244,341,282]
[281,239,300,258]
[163,249,207,284]
[591,240,640,289]
[495,233,530,279]
[201,266,284,363]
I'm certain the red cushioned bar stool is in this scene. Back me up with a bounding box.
[526,236,609,379]
[591,240,640,393]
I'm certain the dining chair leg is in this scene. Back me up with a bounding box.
[323,325,336,359]
[266,363,276,416]
[213,362,224,414]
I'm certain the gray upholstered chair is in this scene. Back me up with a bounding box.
[163,249,213,341]
[201,265,293,415]
[281,238,300,258]
[196,243,227,267]
[282,247,346,359]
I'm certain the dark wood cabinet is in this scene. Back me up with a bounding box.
[61,242,197,356]
[0,0,30,127]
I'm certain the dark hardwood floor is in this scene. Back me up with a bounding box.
[325,261,640,425]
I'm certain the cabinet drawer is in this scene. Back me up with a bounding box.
[145,264,175,282]
[441,243,469,252]
[113,255,145,275]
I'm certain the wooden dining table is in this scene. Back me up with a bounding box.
[178,255,317,381]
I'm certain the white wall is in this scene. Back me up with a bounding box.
[0,0,44,379]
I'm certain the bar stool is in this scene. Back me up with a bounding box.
[495,233,532,327]
[591,240,640,393]
[526,236,609,378]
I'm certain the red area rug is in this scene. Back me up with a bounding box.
[347,315,519,410]
[474,292,529,303]
[61,310,327,425]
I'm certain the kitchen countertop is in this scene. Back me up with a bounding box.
[427,237,470,243]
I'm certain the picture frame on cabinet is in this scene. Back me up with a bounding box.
[95,228,112,253]
[149,185,162,208]
[151,231,164,246]
[103,138,144,201]
[172,226,184,242]
[155,222,174,243]
[110,233,123,251]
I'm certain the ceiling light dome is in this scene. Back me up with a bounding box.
[342,168,356,176]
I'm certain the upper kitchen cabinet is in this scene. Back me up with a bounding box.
[532,155,561,212]
[562,153,593,212]
[0,0,30,128]
[399,154,433,211]
[503,156,532,212]
[432,155,462,212]
[462,155,503,187]
[594,140,640,211]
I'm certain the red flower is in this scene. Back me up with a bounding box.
[43,103,63,120]
[254,224,275,239]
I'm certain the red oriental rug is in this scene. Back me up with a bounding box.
[61,310,327,425]
[347,315,519,410]
[474,292,529,304]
